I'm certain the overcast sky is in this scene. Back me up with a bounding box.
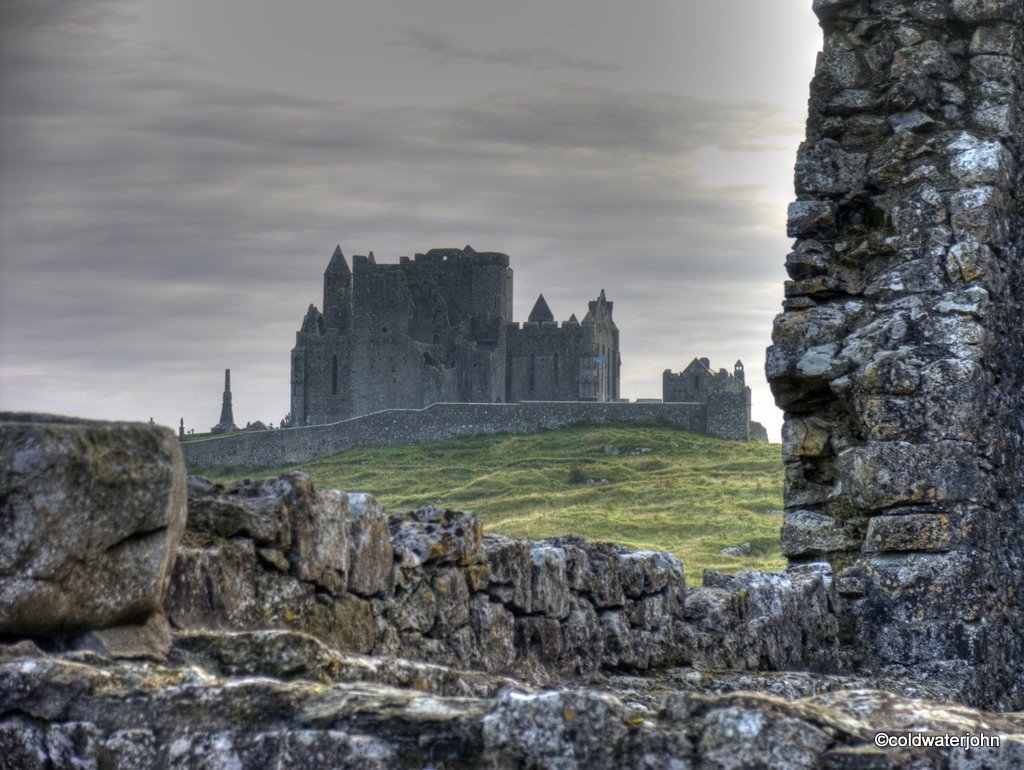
[0,0,821,441]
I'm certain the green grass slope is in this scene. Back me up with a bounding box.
[202,424,786,585]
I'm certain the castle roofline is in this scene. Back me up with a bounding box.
[528,294,555,324]
[326,245,351,275]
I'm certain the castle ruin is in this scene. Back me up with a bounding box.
[663,356,759,442]
[289,246,620,426]
[767,0,1023,709]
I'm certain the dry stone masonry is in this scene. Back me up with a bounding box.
[166,474,838,681]
[8,421,1022,768]
[767,0,1024,708]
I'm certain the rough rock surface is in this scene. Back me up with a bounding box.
[766,0,1024,708]
[2,640,1022,769]
[3,425,1021,767]
[0,414,187,635]
[166,475,839,682]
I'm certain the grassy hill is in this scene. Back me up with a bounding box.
[202,424,786,585]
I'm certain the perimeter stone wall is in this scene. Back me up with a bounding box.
[179,401,726,469]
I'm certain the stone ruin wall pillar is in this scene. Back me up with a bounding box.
[767,0,1023,708]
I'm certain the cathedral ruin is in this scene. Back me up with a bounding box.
[289,245,620,426]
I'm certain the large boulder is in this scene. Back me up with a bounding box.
[0,413,187,635]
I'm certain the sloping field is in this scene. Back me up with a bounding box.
[203,423,785,584]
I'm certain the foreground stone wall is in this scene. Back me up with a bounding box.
[179,401,736,469]
[4,654,1022,769]
[167,474,839,681]
[768,0,1023,708]
[9,416,1024,768]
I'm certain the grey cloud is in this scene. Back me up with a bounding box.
[0,1,790,434]
[398,28,620,73]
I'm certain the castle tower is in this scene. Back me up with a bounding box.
[734,360,745,386]
[323,245,353,332]
[211,369,238,434]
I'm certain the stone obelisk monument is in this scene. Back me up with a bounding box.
[210,369,239,434]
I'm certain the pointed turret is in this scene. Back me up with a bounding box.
[565,313,580,327]
[528,294,555,324]
[327,244,350,274]
[211,369,239,434]
[734,359,746,386]
[323,246,353,332]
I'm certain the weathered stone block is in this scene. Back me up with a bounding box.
[468,595,515,671]
[392,581,436,634]
[782,510,864,557]
[617,550,680,598]
[346,492,392,597]
[529,545,570,618]
[812,0,869,21]
[185,476,290,546]
[837,441,982,510]
[860,551,988,623]
[185,473,349,596]
[515,615,564,661]
[950,186,1009,246]
[432,567,471,634]
[952,0,1023,22]
[483,536,532,611]
[854,395,925,440]
[970,52,1019,82]
[294,487,349,596]
[867,617,991,667]
[795,140,870,195]
[817,48,870,90]
[577,542,627,608]
[788,201,838,237]
[891,40,960,80]
[782,418,832,458]
[392,508,483,568]
[948,135,1014,187]
[863,513,954,553]
[945,239,997,284]
[560,598,603,672]
[0,415,187,636]
[73,612,173,661]
[853,352,921,395]
[483,690,630,770]
[969,23,1021,56]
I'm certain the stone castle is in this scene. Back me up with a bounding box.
[289,245,621,425]
[662,356,764,441]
